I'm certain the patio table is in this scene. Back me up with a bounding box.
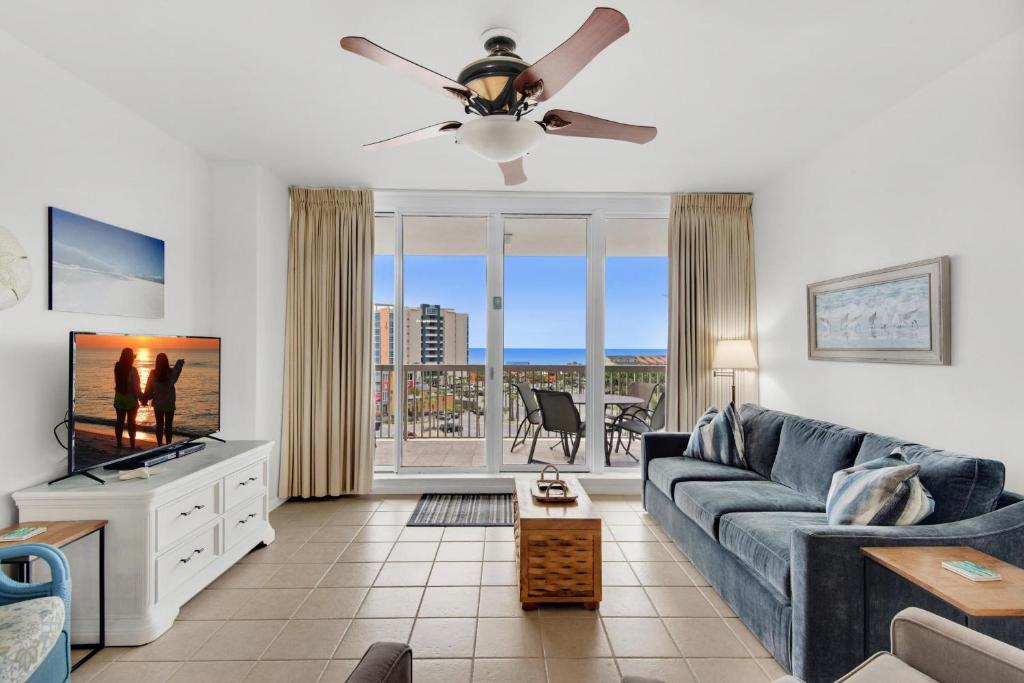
[569,393,645,408]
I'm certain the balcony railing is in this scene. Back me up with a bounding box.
[373,363,665,441]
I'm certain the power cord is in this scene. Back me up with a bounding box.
[53,411,70,450]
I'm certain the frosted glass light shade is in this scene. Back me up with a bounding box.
[712,339,758,369]
[0,225,31,310]
[456,115,544,162]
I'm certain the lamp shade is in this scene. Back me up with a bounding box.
[712,339,757,370]
[455,115,544,162]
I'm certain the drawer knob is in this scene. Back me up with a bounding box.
[239,476,258,486]
[178,548,205,564]
[238,513,258,525]
[179,504,206,517]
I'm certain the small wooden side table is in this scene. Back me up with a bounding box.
[513,475,602,610]
[861,546,1024,655]
[0,520,107,670]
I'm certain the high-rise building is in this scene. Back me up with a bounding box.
[373,303,395,365]
[373,303,469,365]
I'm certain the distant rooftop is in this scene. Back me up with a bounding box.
[606,355,668,365]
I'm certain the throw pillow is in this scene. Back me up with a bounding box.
[826,449,935,525]
[686,403,747,469]
[683,407,718,459]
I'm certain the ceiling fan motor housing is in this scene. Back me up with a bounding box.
[458,28,529,112]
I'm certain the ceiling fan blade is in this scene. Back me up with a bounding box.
[340,36,475,103]
[541,109,656,144]
[498,158,527,186]
[363,121,462,151]
[513,7,629,102]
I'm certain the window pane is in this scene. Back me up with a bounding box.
[401,216,487,468]
[373,215,396,470]
[502,217,589,468]
[604,218,668,468]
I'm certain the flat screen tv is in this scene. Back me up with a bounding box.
[68,332,221,474]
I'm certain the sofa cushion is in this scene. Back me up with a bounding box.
[739,404,787,479]
[855,433,1005,524]
[673,480,825,539]
[0,596,65,683]
[683,408,719,459]
[771,418,865,503]
[826,451,934,526]
[648,457,764,500]
[693,403,748,468]
[718,511,829,598]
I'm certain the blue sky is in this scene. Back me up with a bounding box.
[374,255,667,349]
[50,208,165,281]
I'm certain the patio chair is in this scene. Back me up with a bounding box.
[510,382,543,460]
[532,389,587,465]
[620,382,658,419]
[607,392,665,462]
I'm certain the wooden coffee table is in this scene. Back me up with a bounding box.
[513,475,602,610]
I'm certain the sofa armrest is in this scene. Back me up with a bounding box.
[346,642,413,683]
[641,432,690,507]
[641,432,690,478]
[890,607,1024,682]
[789,502,1024,683]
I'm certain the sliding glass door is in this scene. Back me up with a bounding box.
[603,218,669,468]
[399,216,488,470]
[501,216,590,471]
[371,205,667,473]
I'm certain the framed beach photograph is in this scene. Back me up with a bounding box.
[49,207,165,318]
[807,256,950,364]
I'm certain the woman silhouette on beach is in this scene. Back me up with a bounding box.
[113,347,142,448]
[143,353,185,446]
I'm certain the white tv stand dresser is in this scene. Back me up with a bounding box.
[14,440,276,645]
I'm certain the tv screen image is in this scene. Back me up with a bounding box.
[69,332,221,472]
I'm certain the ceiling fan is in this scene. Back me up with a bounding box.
[340,7,657,186]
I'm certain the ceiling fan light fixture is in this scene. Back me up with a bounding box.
[455,115,544,162]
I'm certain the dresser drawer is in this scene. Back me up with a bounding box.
[156,523,218,601]
[223,495,266,551]
[223,460,266,510]
[156,484,219,551]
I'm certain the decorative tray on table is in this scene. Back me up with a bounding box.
[531,465,578,503]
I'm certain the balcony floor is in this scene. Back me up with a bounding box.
[373,437,641,469]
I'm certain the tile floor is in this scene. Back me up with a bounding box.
[72,495,787,683]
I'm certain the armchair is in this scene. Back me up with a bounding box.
[774,607,1024,682]
[0,544,71,683]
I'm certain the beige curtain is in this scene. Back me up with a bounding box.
[666,193,759,432]
[279,188,375,498]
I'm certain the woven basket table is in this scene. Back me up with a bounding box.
[513,474,602,610]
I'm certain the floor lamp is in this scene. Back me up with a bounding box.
[712,339,758,406]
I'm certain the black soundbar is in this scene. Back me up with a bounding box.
[103,440,207,470]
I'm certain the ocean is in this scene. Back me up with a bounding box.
[468,348,667,364]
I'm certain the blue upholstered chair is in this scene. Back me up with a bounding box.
[0,544,71,683]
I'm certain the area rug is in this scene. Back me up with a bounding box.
[407,493,513,526]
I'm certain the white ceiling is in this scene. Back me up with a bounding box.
[2,0,1021,192]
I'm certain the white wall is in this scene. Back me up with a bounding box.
[754,28,1024,490]
[0,29,291,527]
[0,29,217,527]
[211,163,289,507]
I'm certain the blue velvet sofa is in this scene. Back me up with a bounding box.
[641,404,1024,683]
[0,543,71,683]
